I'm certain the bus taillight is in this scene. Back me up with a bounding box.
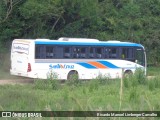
[27,63,31,72]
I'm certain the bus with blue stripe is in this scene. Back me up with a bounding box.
[10,37,146,79]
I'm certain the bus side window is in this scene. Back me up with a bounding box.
[89,47,95,58]
[46,46,55,59]
[109,48,118,58]
[96,47,103,58]
[80,47,86,58]
[35,45,45,59]
[104,48,108,58]
[73,47,80,58]
[35,46,40,58]
[121,48,133,61]
[64,47,71,58]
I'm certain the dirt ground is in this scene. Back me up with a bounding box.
[0,76,155,85]
[0,79,34,85]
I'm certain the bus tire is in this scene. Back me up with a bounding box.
[123,70,133,78]
[67,70,79,80]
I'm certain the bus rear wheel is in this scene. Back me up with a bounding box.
[67,71,79,80]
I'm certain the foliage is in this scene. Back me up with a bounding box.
[148,76,160,91]
[1,0,160,64]
[123,68,147,88]
[34,70,61,90]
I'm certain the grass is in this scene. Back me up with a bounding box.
[0,68,21,79]
[0,72,160,120]
[147,66,160,76]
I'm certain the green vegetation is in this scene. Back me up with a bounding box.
[147,67,160,76]
[0,52,19,79]
[1,0,160,65]
[0,70,160,119]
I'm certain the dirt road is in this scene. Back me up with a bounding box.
[0,79,34,85]
[0,76,155,85]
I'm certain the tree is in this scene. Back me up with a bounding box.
[19,0,63,38]
[0,0,23,23]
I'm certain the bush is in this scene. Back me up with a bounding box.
[88,79,99,92]
[129,88,139,103]
[123,68,147,88]
[34,71,61,90]
[34,79,52,90]
[148,76,160,91]
[96,74,111,85]
[47,70,61,90]
[135,68,147,85]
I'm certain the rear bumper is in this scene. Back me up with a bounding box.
[10,69,37,78]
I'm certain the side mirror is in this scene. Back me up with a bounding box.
[135,60,138,63]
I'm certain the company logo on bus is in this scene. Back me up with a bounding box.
[13,43,29,54]
[49,64,74,69]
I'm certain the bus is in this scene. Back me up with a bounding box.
[10,37,146,80]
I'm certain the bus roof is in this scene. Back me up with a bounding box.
[13,38,144,47]
[35,39,143,47]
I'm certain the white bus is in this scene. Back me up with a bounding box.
[10,38,146,80]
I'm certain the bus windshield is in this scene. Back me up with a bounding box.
[135,48,145,67]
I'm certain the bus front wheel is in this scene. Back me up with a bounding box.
[123,70,133,78]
